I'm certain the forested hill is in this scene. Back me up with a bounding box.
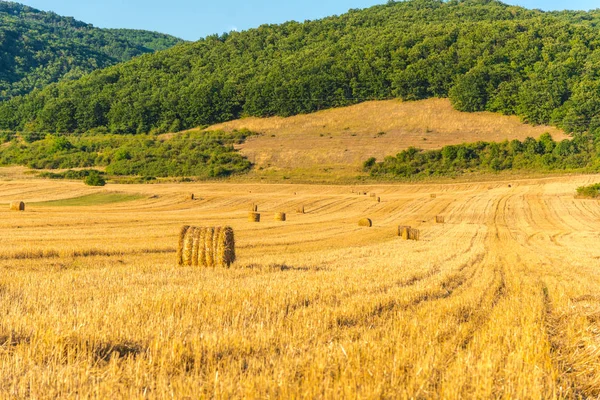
[2,0,600,135]
[0,2,183,99]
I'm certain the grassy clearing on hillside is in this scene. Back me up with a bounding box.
[206,99,567,174]
[32,192,145,207]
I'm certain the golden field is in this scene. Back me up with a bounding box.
[1,174,600,399]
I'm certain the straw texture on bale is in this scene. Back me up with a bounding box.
[296,205,305,214]
[358,218,372,227]
[436,215,445,224]
[409,228,420,241]
[250,204,258,212]
[248,212,260,222]
[178,225,235,267]
[10,201,25,211]
[275,212,286,221]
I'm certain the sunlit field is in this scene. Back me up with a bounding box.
[1,175,600,398]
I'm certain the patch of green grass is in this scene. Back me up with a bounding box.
[33,192,145,207]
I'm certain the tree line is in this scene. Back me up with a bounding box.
[0,129,254,178]
[363,133,600,178]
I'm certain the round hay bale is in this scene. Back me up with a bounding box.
[358,218,372,227]
[376,197,381,202]
[296,205,305,214]
[10,201,25,211]
[188,193,195,200]
[275,212,286,221]
[248,212,260,222]
[178,225,236,267]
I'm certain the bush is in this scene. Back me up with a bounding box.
[84,171,106,186]
[576,183,600,199]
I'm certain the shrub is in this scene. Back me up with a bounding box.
[84,171,106,186]
[576,183,600,199]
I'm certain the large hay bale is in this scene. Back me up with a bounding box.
[296,205,305,214]
[248,212,260,222]
[275,212,286,221]
[10,201,25,211]
[250,204,258,212]
[358,218,372,227]
[435,215,445,224]
[178,225,235,267]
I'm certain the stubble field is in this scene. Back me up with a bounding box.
[1,175,600,399]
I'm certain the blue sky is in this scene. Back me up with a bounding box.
[17,0,600,41]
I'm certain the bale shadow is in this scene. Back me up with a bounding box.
[93,341,144,362]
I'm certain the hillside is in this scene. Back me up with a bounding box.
[206,98,567,173]
[2,0,600,135]
[0,1,183,99]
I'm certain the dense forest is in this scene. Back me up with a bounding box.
[0,2,183,99]
[1,0,600,135]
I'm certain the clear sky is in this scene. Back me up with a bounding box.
[16,0,600,41]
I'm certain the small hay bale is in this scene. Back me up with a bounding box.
[435,215,445,224]
[178,225,235,267]
[250,204,258,212]
[402,227,410,240]
[275,212,286,221]
[508,184,512,188]
[430,194,437,199]
[358,218,372,227]
[10,201,25,211]
[398,225,411,237]
[376,197,381,203]
[409,228,420,241]
[188,193,195,200]
[296,205,305,214]
[369,193,376,198]
[248,212,260,222]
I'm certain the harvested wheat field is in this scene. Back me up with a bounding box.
[1,175,600,398]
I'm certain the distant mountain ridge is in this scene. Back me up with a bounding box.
[2,0,600,135]
[0,1,183,99]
